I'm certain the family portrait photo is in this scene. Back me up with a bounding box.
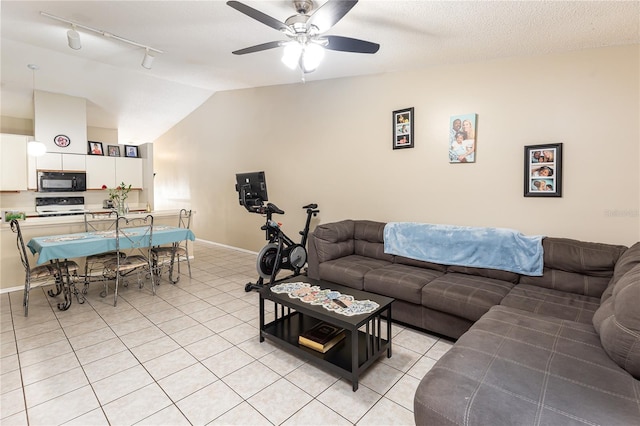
[449,113,477,163]
[88,141,104,155]
[392,107,414,149]
[524,143,563,197]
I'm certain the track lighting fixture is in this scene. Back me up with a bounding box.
[141,49,155,70]
[41,11,163,69]
[67,25,81,50]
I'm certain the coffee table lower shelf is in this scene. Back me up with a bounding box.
[261,312,390,391]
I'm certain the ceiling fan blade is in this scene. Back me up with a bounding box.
[324,35,380,54]
[227,1,289,32]
[232,41,283,55]
[308,0,358,33]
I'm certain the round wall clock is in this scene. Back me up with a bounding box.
[54,134,71,148]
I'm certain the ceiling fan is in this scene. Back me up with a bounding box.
[226,0,380,73]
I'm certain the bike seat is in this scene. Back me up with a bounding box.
[266,203,285,215]
[302,203,318,210]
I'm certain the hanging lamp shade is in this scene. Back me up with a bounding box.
[27,64,47,157]
[27,140,47,157]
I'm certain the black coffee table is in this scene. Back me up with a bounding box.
[259,277,394,391]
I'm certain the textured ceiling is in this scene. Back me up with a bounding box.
[1,0,638,144]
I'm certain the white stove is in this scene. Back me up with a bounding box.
[35,196,87,216]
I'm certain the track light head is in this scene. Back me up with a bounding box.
[67,26,81,50]
[141,49,155,69]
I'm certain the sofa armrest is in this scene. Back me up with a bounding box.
[306,220,356,279]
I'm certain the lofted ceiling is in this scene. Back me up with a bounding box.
[1,0,638,144]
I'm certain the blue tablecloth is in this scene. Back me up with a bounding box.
[27,225,196,265]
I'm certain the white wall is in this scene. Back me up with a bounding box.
[34,90,87,155]
[154,45,640,251]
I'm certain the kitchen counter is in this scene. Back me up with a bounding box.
[2,209,184,229]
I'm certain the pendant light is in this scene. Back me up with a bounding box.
[27,64,47,157]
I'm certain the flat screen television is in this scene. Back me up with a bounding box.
[235,171,268,210]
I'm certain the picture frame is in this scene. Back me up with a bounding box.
[392,107,414,149]
[124,145,138,158]
[524,143,563,197]
[449,113,477,163]
[88,141,104,156]
[107,145,121,157]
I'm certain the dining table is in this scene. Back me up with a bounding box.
[27,225,196,310]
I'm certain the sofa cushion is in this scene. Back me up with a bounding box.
[394,255,447,272]
[446,264,520,283]
[601,242,640,303]
[500,284,600,324]
[593,263,640,379]
[518,237,626,298]
[353,220,393,262]
[317,255,391,290]
[414,305,640,426]
[364,264,443,304]
[421,273,514,322]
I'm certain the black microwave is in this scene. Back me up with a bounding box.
[37,171,87,192]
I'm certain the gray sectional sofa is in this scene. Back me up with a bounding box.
[306,219,640,425]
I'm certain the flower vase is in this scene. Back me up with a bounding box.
[116,200,127,216]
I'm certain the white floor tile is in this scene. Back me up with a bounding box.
[5,241,450,426]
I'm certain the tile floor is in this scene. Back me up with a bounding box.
[1,241,452,425]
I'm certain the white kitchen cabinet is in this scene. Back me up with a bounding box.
[35,153,86,171]
[0,134,28,191]
[115,157,143,189]
[86,156,116,189]
[62,154,86,171]
[36,153,62,171]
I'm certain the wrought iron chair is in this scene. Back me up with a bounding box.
[152,209,193,281]
[10,219,80,316]
[103,214,155,306]
[82,211,119,294]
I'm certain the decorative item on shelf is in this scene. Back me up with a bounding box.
[298,321,346,353]
[107,145,121,157]
[124,145,138,158]
[88,141,104,155]
[102,181,132,215]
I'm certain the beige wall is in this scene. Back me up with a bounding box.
[155,45,640,252]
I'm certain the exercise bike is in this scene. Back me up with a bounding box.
[244,202,320,292]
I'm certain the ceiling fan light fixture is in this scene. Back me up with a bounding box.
[301,42,324,73]
[67,26,81,50]
[282,42,303,69]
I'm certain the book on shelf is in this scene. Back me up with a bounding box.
[298,321,346,353]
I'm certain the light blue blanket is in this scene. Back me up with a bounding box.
[383,222,544,276]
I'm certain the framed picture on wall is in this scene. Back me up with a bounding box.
[392,107,414,149]
[124,145,138,158]
[449,113,477,163]
[88,141,104,155]
[107,145,120,157]
[524,143,563,197]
